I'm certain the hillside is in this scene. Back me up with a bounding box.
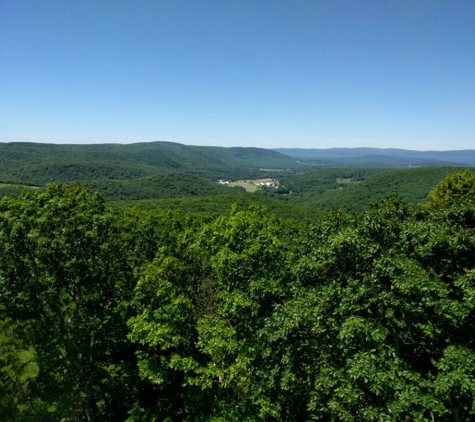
[79,173,245,201]
[0,183,39,199]
[280,166,467,213]
[276,167,385,195]
[0,141,303,185]
[275,147,475,167]
[1,142,473,218]
[113,192,323,221]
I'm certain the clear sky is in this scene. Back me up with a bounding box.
[1,0,474,150]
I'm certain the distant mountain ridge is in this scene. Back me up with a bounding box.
[274,147,475,167]
[0,141,302,185]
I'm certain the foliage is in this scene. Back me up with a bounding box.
[127,173,475,420]
[2,171,475,420]
[128,207,299,420]
[0,319,41,421]
[0,184,38,200]
[0,142,304,185]
[114,192,324,222]
[79,173,245,201]
[288,166,467,213]
[0,184,148,421]
[428,169,475,208]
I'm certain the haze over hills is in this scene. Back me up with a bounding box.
[275,148,475,167]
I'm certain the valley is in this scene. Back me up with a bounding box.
[2,141,475,420]
[1,142,473,219]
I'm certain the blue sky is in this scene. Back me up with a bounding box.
[1,0,474,150]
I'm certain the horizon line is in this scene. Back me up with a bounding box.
[0,139,474,153]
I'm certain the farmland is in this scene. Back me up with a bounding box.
[228,178,277,192]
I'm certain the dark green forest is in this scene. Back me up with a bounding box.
[0,142,303,185]
[2,169,475,421]
[274,167,467,213]
[1,142,471,219]
[113,193,324,221]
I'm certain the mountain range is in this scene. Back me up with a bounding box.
[275,147,475,167]
[0,141,303,185]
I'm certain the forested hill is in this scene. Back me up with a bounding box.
[275,147,475,167]
[81,173,246,201]
[275,166,467,213]
[0,141,302,185]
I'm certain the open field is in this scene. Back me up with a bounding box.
[336,177,357,184]
[229,178,275,192]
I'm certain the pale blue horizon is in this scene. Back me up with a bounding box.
[1,0,474,151]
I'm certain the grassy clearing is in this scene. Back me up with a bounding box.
[229,178,275,193]
[336,177,356,184]
[229,180,260,192]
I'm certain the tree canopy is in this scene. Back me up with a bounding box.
[1,171,475,421]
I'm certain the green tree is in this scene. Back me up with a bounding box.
[0,184,141,421]
[274,195,475,420]
[128,207,300,421]
[5,181,475,420]
[428,169,475,208]
[0,319,41,421]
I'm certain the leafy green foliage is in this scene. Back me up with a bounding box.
[128,207,299,420]
[127,179,475,420]
[2,171,475,420]
[114,192,324,221]
[0,319,41,421]
[0,183,38,200]
[79,173,244,201]
[0,184,148,421]
[283,166,466,213]
[428,169,475,208]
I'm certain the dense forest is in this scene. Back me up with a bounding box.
[0,142,304,185]
[2,169,475,421]
[272,167,467,213]
[1,143,473,219]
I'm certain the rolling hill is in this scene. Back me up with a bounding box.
[1,142,473,218]
[277,167,468,213]
[79,173,245,201]
[275,147,475,167]
[113,192,324,221]
[0,141,303,185]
